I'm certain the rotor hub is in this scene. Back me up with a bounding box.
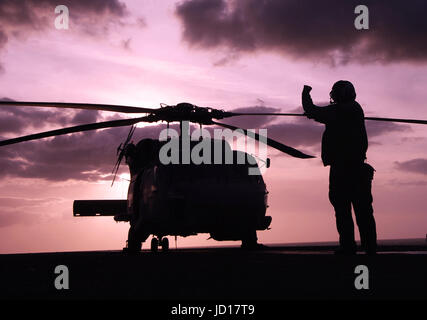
[144,102,232,124]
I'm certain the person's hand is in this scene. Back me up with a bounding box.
[302,85,313,116]
[303,85,312,93]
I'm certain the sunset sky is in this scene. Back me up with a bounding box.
[0,0,426,253]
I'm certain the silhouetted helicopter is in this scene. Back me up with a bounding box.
[0,101,426,252]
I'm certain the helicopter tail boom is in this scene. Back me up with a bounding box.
[73,200,127,217]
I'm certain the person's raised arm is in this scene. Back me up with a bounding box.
[301,85,336,124]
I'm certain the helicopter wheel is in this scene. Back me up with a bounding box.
[150,237,159,252]
[125,227,142,253]
[126,240,141,253]
[161,237,169,252]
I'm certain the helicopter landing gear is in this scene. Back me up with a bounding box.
[240,230,267,250]
[124,226,142,253]
[150,236,169,252]
[123,240,141,253]
[150,237,159,252]
[161,237,169,252]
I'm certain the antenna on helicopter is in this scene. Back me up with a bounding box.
[111,125,136,186]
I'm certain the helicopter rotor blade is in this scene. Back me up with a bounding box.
[364,116,427,125]
[0,116,150,147]
[211,121,315,159]
[228,111,427,125]
[227,112,305,117]
[0,101,158,114]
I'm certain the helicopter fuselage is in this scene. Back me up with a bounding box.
[73,137,272,250]
[126,138,271,244]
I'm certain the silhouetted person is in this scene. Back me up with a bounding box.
[302,81,377,255]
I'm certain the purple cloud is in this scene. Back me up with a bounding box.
[176,0,427,65]
[0,0,129,71]
[0,97,101,134]
[395,159,427,175]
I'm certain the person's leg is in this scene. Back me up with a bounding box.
[329,166,357,253]
[352,164,377,254]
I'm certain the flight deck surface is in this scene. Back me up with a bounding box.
[1,242,425,300]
